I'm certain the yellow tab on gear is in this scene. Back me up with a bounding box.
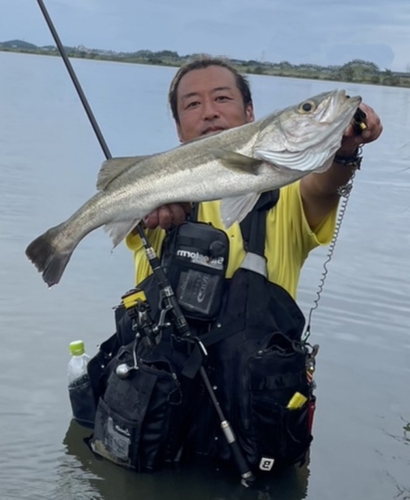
[121,288,147,309]
[286,392,308,410]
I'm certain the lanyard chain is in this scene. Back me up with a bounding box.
[303,160,360,342]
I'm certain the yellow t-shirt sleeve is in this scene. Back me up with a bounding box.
[279,181,337,251]
[125,228,166,285]
[265,181,337,299]
[293,181,337,252]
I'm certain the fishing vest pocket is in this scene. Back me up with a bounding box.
[161,222,229,321]
[68,375,96,429]
[90,344,183,472]
[250,395,313,471]
[245,332,313,469]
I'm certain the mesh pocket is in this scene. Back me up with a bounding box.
[68,375,96,428]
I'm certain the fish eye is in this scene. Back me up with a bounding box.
[298,100,316,114]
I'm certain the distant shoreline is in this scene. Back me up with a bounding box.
[1,44,409,89]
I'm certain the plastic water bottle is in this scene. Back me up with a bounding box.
[68,340,95,427]
[68,340,90,386]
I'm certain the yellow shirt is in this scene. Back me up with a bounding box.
[125,181,337,300]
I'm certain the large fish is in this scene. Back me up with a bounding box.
[26,89,361,286]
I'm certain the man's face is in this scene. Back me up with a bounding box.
[175,65,255,143]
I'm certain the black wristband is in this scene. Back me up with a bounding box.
[333,147,363,169]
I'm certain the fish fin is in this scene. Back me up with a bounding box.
[104,219,141,248]
[25,222,74,287]
[211,149,262,173]
[97,156,150,190]
[220,192,261,229]
[254,149,331,173]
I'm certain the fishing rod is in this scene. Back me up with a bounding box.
[36,0,255,486]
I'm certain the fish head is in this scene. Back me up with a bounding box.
[254,90,362,172]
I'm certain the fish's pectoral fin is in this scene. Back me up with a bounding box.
[211,149,262,174]
[220,192,261,229]
[104,219,141,248]
[97,156,151,190]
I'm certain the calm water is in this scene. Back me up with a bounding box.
[0,51,409,500]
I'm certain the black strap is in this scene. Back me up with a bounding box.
[190,202,200,222]
[181,318,245,378]
[239,190,280,256]
[181,190,280,378]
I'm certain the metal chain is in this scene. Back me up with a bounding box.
[303,163,359,341]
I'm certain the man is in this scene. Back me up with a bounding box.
[89,56,383,476]
[126,56,383,298]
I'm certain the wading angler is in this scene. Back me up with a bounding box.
[26,22,383,485]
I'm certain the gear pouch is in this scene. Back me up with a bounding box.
[161,222,229,321]
[90,342,184,471]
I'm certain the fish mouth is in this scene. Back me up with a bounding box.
[338,89,361,110]
[340,89,361,107]
[317,89,361,124]
[201,127,226,136]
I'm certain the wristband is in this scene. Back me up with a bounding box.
[333,147,363,169]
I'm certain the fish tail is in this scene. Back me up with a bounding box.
[25,222,75,287]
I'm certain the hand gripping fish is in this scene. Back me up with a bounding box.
[26,90,361,286]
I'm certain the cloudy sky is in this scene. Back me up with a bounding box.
[1,0,409,71]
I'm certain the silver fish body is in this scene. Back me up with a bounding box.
[26,89,361,286]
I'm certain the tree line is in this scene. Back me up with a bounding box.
[1,40,408,88]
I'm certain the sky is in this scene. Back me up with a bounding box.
[1,0,409,72]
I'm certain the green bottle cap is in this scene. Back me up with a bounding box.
[69,340,85,356]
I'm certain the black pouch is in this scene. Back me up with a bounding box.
[68,375,97,429]
[200,268,314,472]
[245,332,313,470]
[90,340,188,471]
[161,221,229,321]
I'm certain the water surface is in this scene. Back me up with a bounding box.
[0,51,409,500]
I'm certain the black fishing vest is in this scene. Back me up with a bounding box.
[82,190,315,475]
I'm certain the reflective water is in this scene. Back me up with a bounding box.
[1,51,409,500]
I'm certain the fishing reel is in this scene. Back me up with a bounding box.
[115,287,172,379]
[115,288,155,379]
[115,349,138,380]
